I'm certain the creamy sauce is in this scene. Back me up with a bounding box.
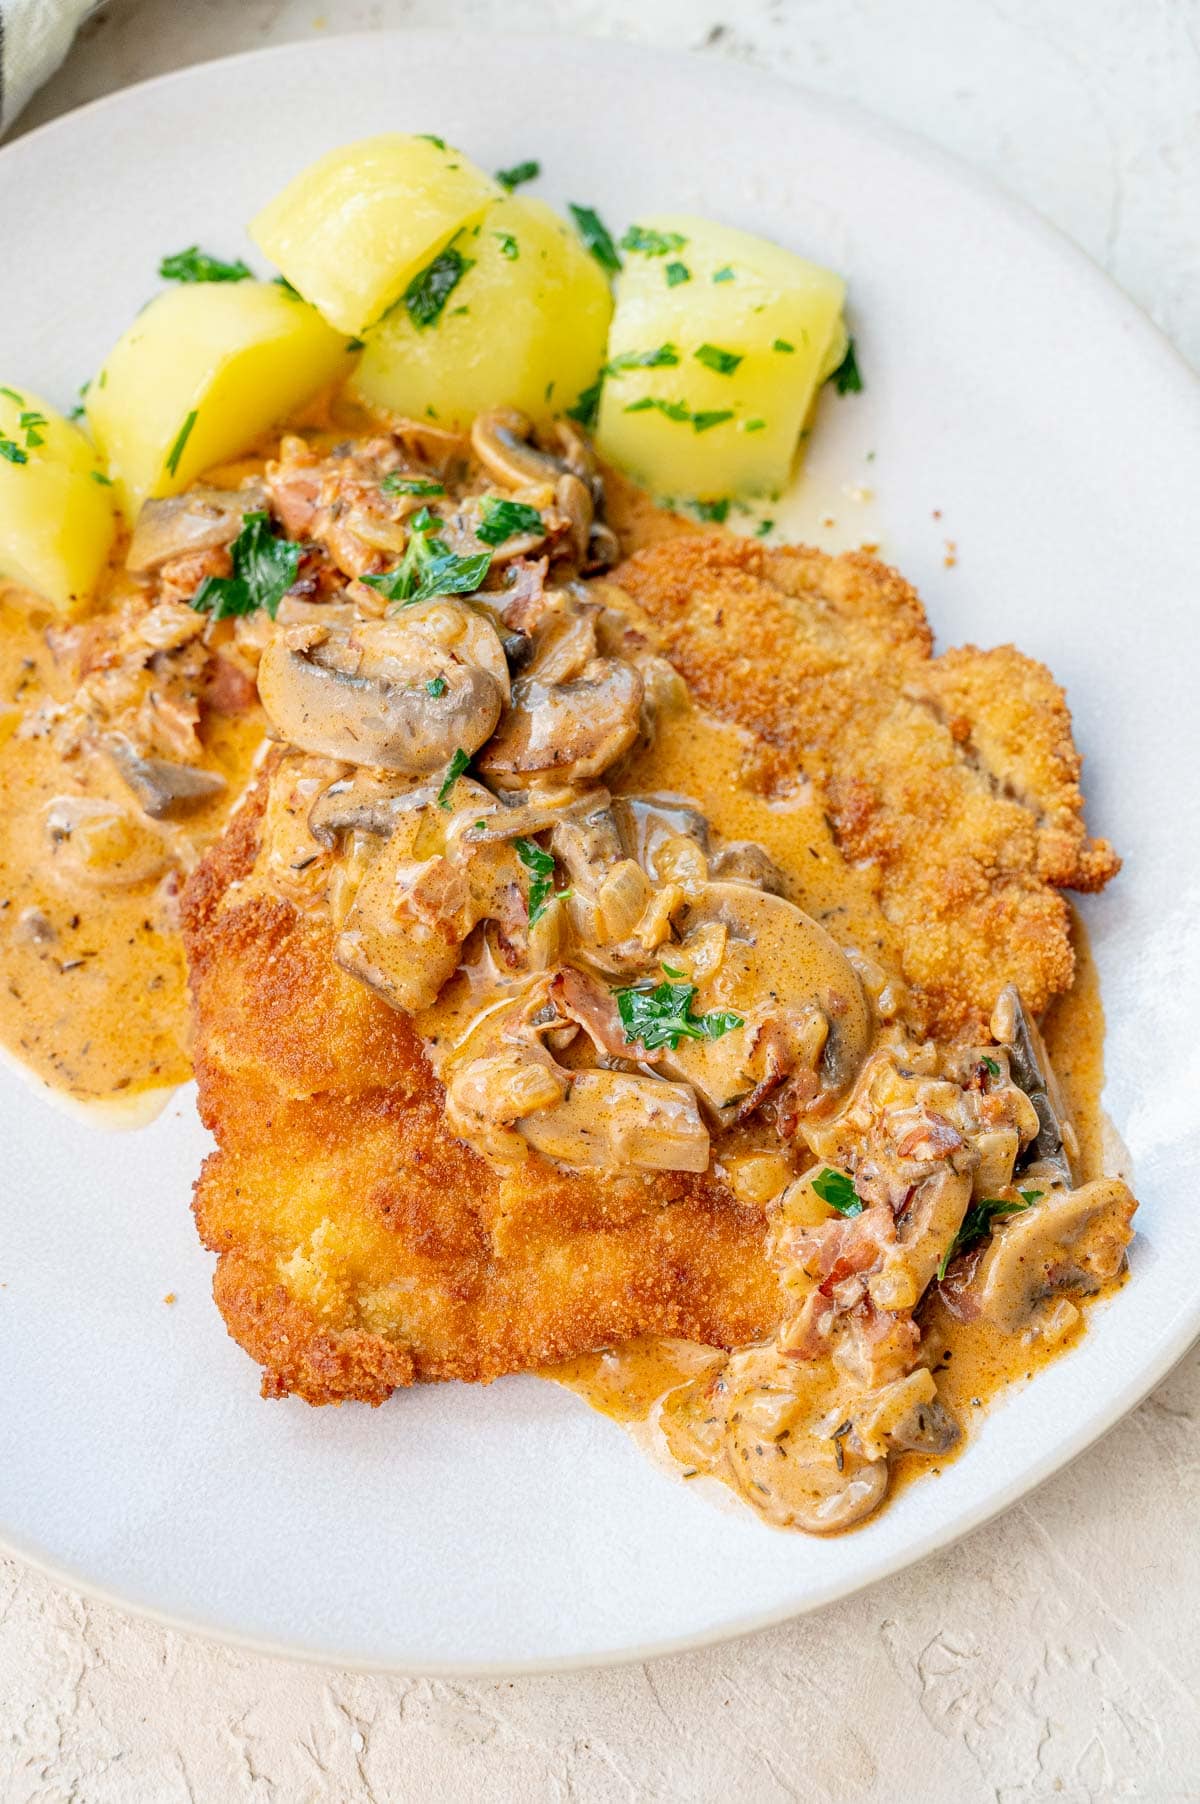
[0,585,261,1106]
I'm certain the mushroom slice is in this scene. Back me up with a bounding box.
[517,1069,710,1173]
[475,658,644,789]
[470,408,572,488]
[708,840,785,894]
[613,794,711,887]
[258,604,507,774]
[43,794,169,888]
[126,483,266,574]
[307,771,438,847]
[969,1176,1137,1336]
[851,1367,959,1460]
[868,1168,973,1311]
[653,883,873,1125]
[991,983,1079,1184]
[103,734,226,819]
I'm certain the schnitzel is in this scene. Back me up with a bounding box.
[183,455,1121,1410]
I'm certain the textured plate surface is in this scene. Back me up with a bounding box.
[0,32,1197,1673]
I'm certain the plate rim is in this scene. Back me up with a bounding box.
[2,27,1198,1677]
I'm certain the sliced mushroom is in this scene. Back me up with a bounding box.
[990,983,1079,1184]
[103,734,226,818]
[708,840,785,894]
[470,408,571,488]
[517,1069,710,1173]
[43,794,169,887]
[652,883,873,1125]
[851,1367,958,1460]
[475,658,644,789]
[126,483,266,575]
[869,1168,973,1311]
[258,604,508,774]
[969,1176,1137,1336]
[307,771,439,847]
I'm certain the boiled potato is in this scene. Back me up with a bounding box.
[86,282,349,517]
[595,214,847,500]
[0,387,116,612]
[251,134,499,336]
[353,195,612,427]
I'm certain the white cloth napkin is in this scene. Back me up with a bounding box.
[0,0,98,134]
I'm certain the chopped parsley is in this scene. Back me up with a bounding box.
[614,979,743,1053]
[694,343,743,377]
[0,386,24,405]
[665,261,691,288]
[159,245,252,284]
[164,409,198,478]
[811,1169,864,1217]
[494,231,520,261]
[476,497,544,546]
[437,748,471,808]
[380,474,445,498]
[496,159,540,191]
[568,204,622,274]
[743,418,766,433]
[18,410,47,448]
[937,1192,1042,1282]
[620,225,688,257]
[345,336,365,352]
[624,396,691,421]
[90,470,114,486]
[190,510,302,620]
[982,1054,1001,1078]
[604,344,680,375]
[363,510,491,607]
[772,338,795,354]
[514,837,561,926]
[693,498,730,524]
[566,379,603,430]
[403,242,474,330]
[425,676,447,697]
[0,433,28,466]
[416,133,447,150]
[755,518,775,537]
[692,409,734,432]
[828,337,863,394]
[273,275,302,298]
[712,265,736,283]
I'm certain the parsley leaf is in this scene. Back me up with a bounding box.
[755,518,775,537]
[772,338,795,354]
[438,748,471,808]
[160,245,252,284]
[190,510,302,620]
[417,134,447,150]
[694,343,743,376]
[0,433,28,466]
[165,409,198,478]
[476,497,544,546]
[363,510,491,606]
[712,265,736,283]
[620,225,688,257]
[0,386,25,405]
[692,409,734,433]
[605,344,680,375]
[693,498,730,524]
[496,159,540,191]
[811,1168,864,1217]
[404,243,474,330]
[665,261,691,288]
[515,837,560,925]
[982,1054,1001,1077]
[828,337,863,394]
[425,676,447,697]
[18,410,47,448]
[614,979,743,1052]
[937,1193,1039,1282]
[566,379,603,430]
[494,231,520,261]
[568,204,622,274]
[380,474,445,497]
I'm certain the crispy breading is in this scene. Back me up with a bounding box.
[184,534,1119,1406]
[614,537,1119,1036]
[184,780,781,1404]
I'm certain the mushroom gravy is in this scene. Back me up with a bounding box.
[0,397,1134,1537]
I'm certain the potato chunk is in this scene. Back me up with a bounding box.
[0,387,116,612]
[86,283,349,518]
[595,214,847,500]
[352,196,612,428]
[250,134,499,336]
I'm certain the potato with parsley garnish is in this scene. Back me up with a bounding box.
[0,387,116,613]
[86,282,350,518]
[250,134,500,337]
[353,195,612,428]
[595,215,849,500]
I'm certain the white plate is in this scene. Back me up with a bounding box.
[1,32,1198,1675]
